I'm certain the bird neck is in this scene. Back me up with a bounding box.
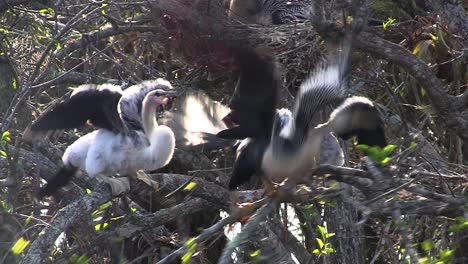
[142,100,159,138]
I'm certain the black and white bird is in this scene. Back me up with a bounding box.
[24,79,177,198]
[219,45,387,190]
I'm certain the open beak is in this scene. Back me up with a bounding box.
[157,90,179,112]
[162,90,178,110]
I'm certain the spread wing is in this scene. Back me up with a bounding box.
[217,46,280,140]
[25,84,124,141]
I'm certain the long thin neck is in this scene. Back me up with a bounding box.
[141,99,158,137]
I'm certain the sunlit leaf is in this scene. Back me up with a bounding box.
[381,157,391,164]
[0,150,7,157]
[421,240,432,252]
[382,17,396,30]
[326,247,335,253]
[85,188,91,194]
[0,28,11,34]
[11,237,30,255]
[410,141,417,150]
[382,145,397,156]
[317,225,326,240]
[182,237,198,264]
[250,249,261,258]
[440,249,454,260]
[39,8,55,16]
[183,182,197,191]
[325,232,335,239]
[316,238,324,249]
[12,79,16,90]
[94,222,108,231]
[24,215,33,226]
[101,3,108,15]
[312,249,320,255]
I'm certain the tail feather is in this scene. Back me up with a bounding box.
[328,96,386,147]
[229,138,266,190]
[38,165,77,198]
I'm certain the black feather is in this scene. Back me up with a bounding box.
[38,165,77,198]
[229,138,267,190]
[31,86,123,132]
[217,47,280,140]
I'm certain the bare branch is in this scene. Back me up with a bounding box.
[21,183,113,264]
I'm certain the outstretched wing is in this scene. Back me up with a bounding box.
[217,46,280,140]
[29,84,123,133]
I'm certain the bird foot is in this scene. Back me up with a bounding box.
[97,176,131,196]
[230,192,268,222]
[135,170,160,191]
[262,179,283,196]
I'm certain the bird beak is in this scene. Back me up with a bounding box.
[163,90,178,98]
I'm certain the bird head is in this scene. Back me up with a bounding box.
[146,89,178,112]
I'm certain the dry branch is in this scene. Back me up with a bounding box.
[20,183,113,264]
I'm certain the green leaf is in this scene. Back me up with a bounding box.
[184,182,197,191]
[420,87,426,97]
[1,200,14,213]
[131,207,137,213]
[0,28,11,34]
[2,131,11,143]
[0,150,7,157]
[98,201,111,211]
[39,8,55,16]
[316,238,324,249]
[70,254,90,264]
[449,217,468,232]
[325,232,335,239]
[85,188,91,194]
[317,225,326,240]
[421,240,432,252]
[382,145,397,157]
[410,141,417,150]
[94,222,108,231]
[381,157,391,164]
[356,144,370,151]
[312,249,320,255]
[250,249,261,258]
[382,17,396,30]
[11,237,30,255]
[101,3,108,15]
[24,215,33,226]
[56,41,61,51]
[12,79,16,90]
[326,247,335,253]
[440,249,454,260]
[182,238,198,264]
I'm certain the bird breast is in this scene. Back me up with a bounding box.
[261,128,324,184]
[84,130,149,177]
